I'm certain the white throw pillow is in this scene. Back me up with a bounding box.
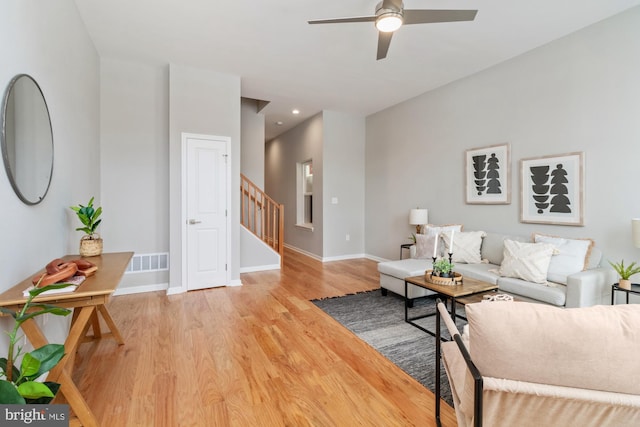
[423,224,463,258]
[442,230,486,264]
[533,234,594,284]
[414,232,439,259]
[498,240,556,284]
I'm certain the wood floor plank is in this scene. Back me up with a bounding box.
[73,248,457,426]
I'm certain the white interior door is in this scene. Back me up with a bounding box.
[185,134,228,290]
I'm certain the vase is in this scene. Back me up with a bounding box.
[618,279,631,290]
[80,235,103,257]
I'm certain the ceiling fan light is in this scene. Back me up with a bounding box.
[376,14,403,32]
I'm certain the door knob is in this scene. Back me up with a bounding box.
[188,219,202,225]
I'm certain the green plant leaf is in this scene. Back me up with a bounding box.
[17,381,55,399]
[0,307,17,318]
[27,304,72,317]
[25,381,59,404]
[28,345,65,379]
[20,353,41,378]
[0,380,25,404]
[0,358,20,381]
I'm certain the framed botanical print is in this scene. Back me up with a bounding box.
[520,152,584,226]
[465,143,510,204]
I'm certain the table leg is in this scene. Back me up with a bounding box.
[404,280,409,321]
[90,310,102,339]
[20,308,99,427]
[451,298,457,326]
[98,304,124,345]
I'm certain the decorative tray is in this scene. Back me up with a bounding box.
[424,270,463,286]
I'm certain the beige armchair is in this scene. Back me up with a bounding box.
[435,300,640,427]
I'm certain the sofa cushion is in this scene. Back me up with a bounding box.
[442,231,486,264]
[480,233,528,265]
[467,302,640,395]
[454,263,500,285]
[378,258,430,278]
[498,240,556,284]
[533,233,594,284]
[497,277,566,306]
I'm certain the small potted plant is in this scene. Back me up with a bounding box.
[71,197,103,257]
[0,282,72,403]
[608,260,640,290]
[433,258,455,278]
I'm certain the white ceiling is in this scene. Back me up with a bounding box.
[74,0,640,140]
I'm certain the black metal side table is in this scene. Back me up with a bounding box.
[611,283,640,304]
[400,243,413,259]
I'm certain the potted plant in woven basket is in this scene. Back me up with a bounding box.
[71,197,103,257]
[609,260,640,290]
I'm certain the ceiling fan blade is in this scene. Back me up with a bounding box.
[308,15,376,25]
[403,9,478,25]
[381,0,403,11]
[377,31,393,60]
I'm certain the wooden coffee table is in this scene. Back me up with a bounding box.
[404,274,498,338]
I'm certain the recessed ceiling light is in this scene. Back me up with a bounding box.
[292,109,300,115]
[275,121,284,126]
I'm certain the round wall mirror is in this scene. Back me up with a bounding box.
[1,74,54,205]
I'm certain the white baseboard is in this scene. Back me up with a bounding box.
[228,279,243,287]
[365,254,389,263]
[166,286,186,295]
[322,253,367,262]
[239,264,281,273]
[114,283,168,296]
[284,244,323,261]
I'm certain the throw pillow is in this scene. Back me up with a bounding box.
[423,224,463,258]
[414,232,439,259]
[498,240,556,284]
[533,234,594,284]
[442,230,487,264]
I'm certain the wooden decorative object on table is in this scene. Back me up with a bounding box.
[424,270,463,286]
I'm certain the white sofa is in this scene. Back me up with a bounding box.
[436,301,640,427]
[378,231,616,307]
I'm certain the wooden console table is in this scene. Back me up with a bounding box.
[0,251,133,427]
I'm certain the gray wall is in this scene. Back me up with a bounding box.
[365,7,640,267]
[322,111,366,259]
[264,111,366,260]
[241,98,265,188]
[0,0,100,346]
[100,59,170,289]
[265,113,324,257]
[168,64,241,290]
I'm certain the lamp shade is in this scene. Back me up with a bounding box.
[409,209,429,226]
[633,218,640,248]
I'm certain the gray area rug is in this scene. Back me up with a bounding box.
[312,290,456,406]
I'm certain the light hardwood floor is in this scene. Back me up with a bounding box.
[73,248,457,426]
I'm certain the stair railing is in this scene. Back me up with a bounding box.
[241,174,284,266]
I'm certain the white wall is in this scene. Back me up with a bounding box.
[322,111,366,259]
[365,8,640,268]
[0,0,100,345]
[168,64,241,291]
[265,113,324,257]
[100,58,170,289]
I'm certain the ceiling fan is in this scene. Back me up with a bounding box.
[308,0,478,60]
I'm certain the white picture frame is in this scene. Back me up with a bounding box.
[465,143,511,204]
[520,152,584,226]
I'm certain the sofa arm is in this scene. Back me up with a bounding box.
[565,267,617,308]
[409,245,417,258]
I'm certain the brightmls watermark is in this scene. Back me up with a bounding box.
[0,405,68,426]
